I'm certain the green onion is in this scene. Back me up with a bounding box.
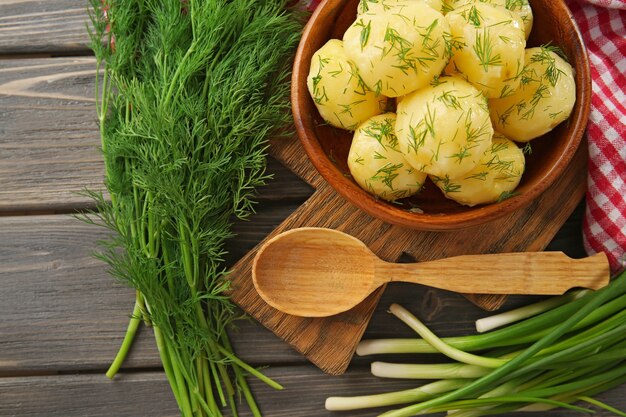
[389,304,506,368]
[372,362,491,379]
[325,379,467,411]
[357,289,626,356]
[330,269,626,415]
[475,290,587,333]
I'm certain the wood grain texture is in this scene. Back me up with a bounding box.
[0,208,307,374]
[231,129,588,375]
[0,209,588,373]
[0,373,180,417]
[0,214,161,372]
[1,368,623,417]
[251,227,608,317]
[0,57,103,211]
[0,0,90,54]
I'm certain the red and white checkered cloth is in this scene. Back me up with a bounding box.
[302,0,626,270]
[566,0,626,272]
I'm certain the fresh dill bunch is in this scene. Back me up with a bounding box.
[86,0,302,416]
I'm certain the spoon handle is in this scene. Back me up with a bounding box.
[378,252,610,295]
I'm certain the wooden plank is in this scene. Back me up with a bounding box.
[0,0,90,54]
[0,214,159,372]
[0,208,305,374]
[0,209,491,373]
[0,57,102,211]
[0,57,312,212]
[1,367,623,417]
[0,207,585,373]
[0,373,179,417]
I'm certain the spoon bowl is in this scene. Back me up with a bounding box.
[252,228,377,317]
[252,228,610,317]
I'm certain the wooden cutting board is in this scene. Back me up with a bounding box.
[228,133,587,375]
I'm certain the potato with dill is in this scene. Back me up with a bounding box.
[307,39,387,130]
[431,132,525,206]
[441,0,533,39]
[395,76,494,179]
[489,46,576,142]
[445,2,526,99]
[348,113,427,201]
[505,0,533,40]
[357,0,444,14]
[343,2,449,97]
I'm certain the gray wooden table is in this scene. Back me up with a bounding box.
[1,1,624,416]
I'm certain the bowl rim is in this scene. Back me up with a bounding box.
[291,0,591,231]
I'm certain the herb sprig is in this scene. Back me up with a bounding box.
[86,1,301,416]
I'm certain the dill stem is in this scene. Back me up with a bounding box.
[191,236,200,291]
[153,325,183,411]
[209,360,227,407]
[187,279,235,411]
[136,290,151,326]
[161,236,176,294]
[146,192,156,257]
[195,358,205,411]
[189,0,197,41]
[163,42,196,110]
[222,334,262,417]
[187,376,200,416]
[105,298,142,379]
[215,347,235,398]
[192,358,210,417]
[216,344,283,390]
[128,163,140,248]
[165,338,195,417]
[96,66,117,209]
[191,387,214,417]
[179,218,196,288]
[228,394,239,417]
[201,360,220,416]
[186,298,231,410]
[140,194,150,254]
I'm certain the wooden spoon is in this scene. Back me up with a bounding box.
[252,227,610,317]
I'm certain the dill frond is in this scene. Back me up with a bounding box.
[473,28,503,72]
[87,0,302,415]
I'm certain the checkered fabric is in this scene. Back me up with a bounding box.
[566,0,626,272]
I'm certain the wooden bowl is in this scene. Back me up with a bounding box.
[291,0,591,231]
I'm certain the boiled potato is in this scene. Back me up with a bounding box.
[348,113,427,201]
[506,0,533,40]
[395,76,493,179]
[441,0,497,13]
[307,39,388,130]
[357,0,443,14]
[489,46,576,142]
[441,0,533,39]
[445,3,526,98]
[430,132,525,206]
[343,3,449,97]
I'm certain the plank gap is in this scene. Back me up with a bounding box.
[0,53,52,60]
[0,370,59,378]
[0,50,93,60]
[0,206,93,217]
